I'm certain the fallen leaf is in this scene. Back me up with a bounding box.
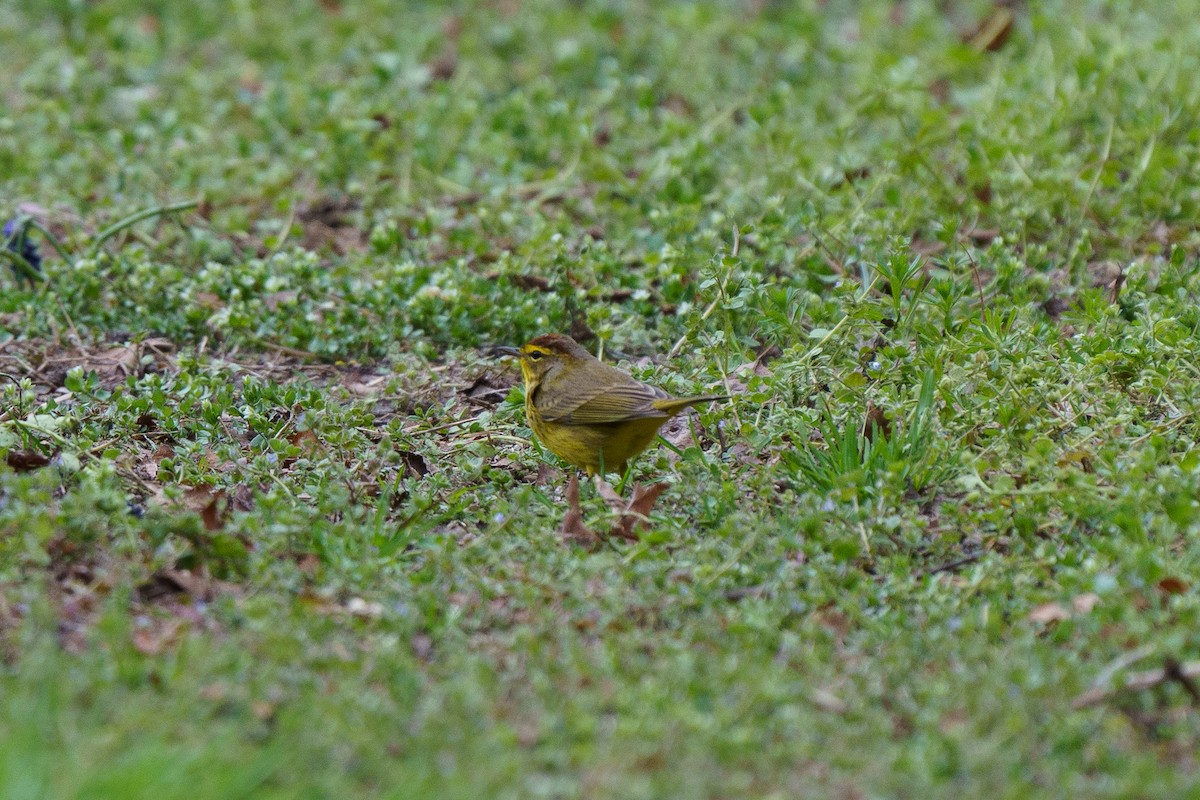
[230,484,255,512]
[660,93,694,117]
[286,430,321,460]
[567,315,595,346]
[6,449,51,472]
[195,292,225,310]
[1158,576,1189,595]
[461,374,512,406]
[612,482,668,541]
[657,414,695,456]
[534,462,557,486]
[813,605,851,640]
[298,194,366,254]
[1041,296,1070,320]
[399,450,429,477]
[594,478,625,510]
[861,403,892,443]
[1072,592,1101,614]
[131,617,185,656]
[728,354,774,394]
[1087,261,1125,303]
[753,343,782,367]
[137,569,203,603]
[596,480,657,539]
[1028,602,1071,624]
[180,485,227,531]
[499,273,553,292]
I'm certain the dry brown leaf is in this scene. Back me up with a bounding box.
[660,93,694,117]
[461,373,512,406]
[1028,602,1071,624]
[1087,261,1125,303]
[611,482,668,541]
[94,345,139,381]
[594,478,625,511]
[298,194,366,254]
[264,290,299,310]
[399,450,429,477]
[1158,576,1190,595]
[6,449,51,472]
[1041,296,1070,320]
[131,617,185,656]
[813,606,851,640]
[862,403,892,443]
[230,484,255,512]
[288,429,321,455]
[728,354,774,395]
[753,343,782,366]
[138,570,197,603]
[657,414,695,456]
[195,292,225,310]
[141,337,176,356]
[1072,592,1101,614]
[534,462,558,486]
[137,569,211,603]
[180,485,227,531]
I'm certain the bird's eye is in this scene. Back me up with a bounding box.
[528,351,543,361]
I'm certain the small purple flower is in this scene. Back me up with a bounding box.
[4,217,43,277]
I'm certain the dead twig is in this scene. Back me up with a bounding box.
[918,550,984,579]
[1072,654,1200,709]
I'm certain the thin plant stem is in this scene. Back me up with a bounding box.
[89,199,200,259]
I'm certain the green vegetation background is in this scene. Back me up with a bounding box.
[3,1,1200,797]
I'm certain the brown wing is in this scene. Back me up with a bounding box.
[534,374,669,425]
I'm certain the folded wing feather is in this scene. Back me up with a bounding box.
[535,379,670,425]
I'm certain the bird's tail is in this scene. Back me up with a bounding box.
[651,394,728,415]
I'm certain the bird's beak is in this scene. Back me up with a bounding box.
[487,345,522,359]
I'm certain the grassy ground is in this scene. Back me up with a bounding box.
[3,0,1200,797]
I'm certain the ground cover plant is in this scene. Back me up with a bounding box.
[3,0,1200,797]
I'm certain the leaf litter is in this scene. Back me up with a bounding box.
[559,474,671,547]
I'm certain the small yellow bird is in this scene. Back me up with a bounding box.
[495,333,724,476]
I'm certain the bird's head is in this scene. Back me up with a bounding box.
[493,333,591,386]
